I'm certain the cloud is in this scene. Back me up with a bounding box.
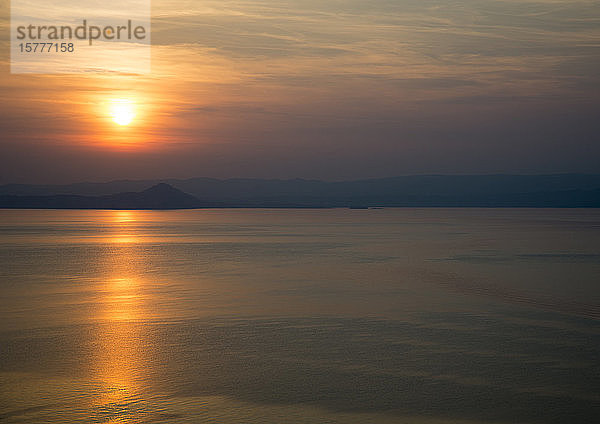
[0,0,599,182]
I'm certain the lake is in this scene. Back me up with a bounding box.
[0,208,599,423]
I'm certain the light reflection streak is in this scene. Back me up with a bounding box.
[91,210,152,422]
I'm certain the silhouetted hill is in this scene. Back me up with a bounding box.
[0,183,201,210]
[103,183,201,209]
[1,175,600,208]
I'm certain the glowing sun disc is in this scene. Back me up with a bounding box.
[110,99,136,126]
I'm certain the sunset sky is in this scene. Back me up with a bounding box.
[1,0,599,183]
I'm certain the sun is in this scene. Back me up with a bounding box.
[109,99,136,126]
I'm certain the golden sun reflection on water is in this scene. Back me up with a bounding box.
[103,277,142,322]
[110,235,140,244]
[91,211,153,422]
[109,210,141,244]
[111,210,137,223]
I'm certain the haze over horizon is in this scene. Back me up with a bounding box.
[3,172,600,188]
[1,0,600,184]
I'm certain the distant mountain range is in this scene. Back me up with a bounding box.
[1,174,600,209]
[0,183,200,210]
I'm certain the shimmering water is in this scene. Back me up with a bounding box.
[0,209,599,423]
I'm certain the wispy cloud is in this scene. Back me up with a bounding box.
[0,0,599,182]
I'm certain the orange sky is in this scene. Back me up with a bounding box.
[1,0,599,183]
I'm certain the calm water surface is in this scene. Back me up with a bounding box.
[0,209,599,423]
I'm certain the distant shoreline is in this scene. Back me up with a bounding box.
[2,175,600,209]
